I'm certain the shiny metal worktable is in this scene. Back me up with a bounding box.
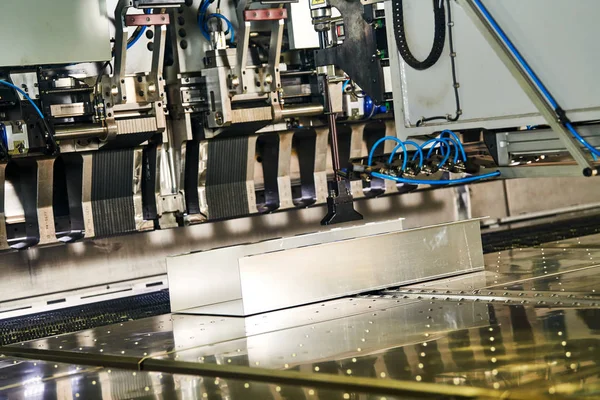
[2,235,600,399]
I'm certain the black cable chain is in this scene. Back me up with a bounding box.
[392,0,446,71]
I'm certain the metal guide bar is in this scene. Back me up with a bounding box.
[476,263,600,291]
[495,166,584,179]
[0,275,168,321]
[370,288,600,308]
[0,346,539,399]
[506,127,600,155]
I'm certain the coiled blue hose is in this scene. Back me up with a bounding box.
[440,129,467,161]
[390,140,423,168]
[368,136,407,171]
[424,138,455,166]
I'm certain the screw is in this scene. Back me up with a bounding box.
[215,111,224,125]
[229,75,240,89]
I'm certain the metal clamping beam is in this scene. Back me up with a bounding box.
[125,13,170,26]
[244,8,288,21]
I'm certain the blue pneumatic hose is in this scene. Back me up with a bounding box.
[372,170,501,186]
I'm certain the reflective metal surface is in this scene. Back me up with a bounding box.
[4,232,600,398]
[15,313,178,359]
[168,218,404,315]
[544,233,600,249]
[6,301,600,398]
[0,357,420,400]
[168,219,484,316]
[0,357,96,392]
[402,246,600,292]
[13,298,419,359]
[157,301,491,371]
[486,265,600,294]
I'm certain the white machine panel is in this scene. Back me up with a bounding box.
[0,0,112,67]
[387,0,600,137]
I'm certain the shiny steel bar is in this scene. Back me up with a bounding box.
[168,219,484,316]
[0,346,519,399]
[279,69,317,76]
[280,103,324,118]
[325,81,342,181]
[54,124,109,141]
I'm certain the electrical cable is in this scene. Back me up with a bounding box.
[342,80,351,93]
[351,82,367,98]
[0,80,45,120]
[364,101,377,120]
[127,26,147,49]
[442,137,464,162]
[389,140,408,172]
[416,0,462,126]
[206,13,235,42]
[68,76,91,88]
[565,122,600,159]
[472,0,555,109]
[0,80,58,153]
[41,118,58,153]
[199,0,234,43]
[425,138,454,166]
[198,0,212,41]
[427,136,464,164]
[372,170,501,186]
[439,129,467,161]
[472,0,600,159]
[93,62,112,104]
[390,140,424,168]
[199,0,211,16]
[366,134,489,186]
[367,136,405,167]
[126,9,151,49]
[342,80,367,99]
[413,138,452,167]
[94,60,113,96]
